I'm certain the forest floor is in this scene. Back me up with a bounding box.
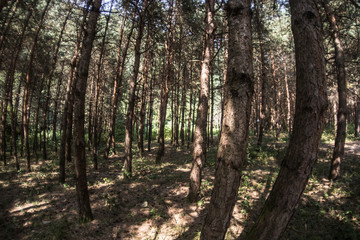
[0,135,359,240]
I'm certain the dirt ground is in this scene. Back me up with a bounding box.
[0,138,359,239]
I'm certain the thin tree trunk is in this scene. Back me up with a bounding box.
[283,55,292,134]
[59,3,89,183]
[138,26,151,155]
[200,0,253,238]
[255,0,267,146]
[188,0,215,202]
[73,0,102,222]
[187,84,193,149]
[92,0,112,169]
[356,99,360,137]
[180,64,187,146]
[147,60,155,152]
[53,61,65,153]
[42,6,70,160]
[105,12,135,158]
[123,0,148,177]
[322,0,347,181]
[244,0,327,238]
[156,0,175,163]
[23,0,51,172]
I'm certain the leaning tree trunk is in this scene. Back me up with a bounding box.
[200,0,253,238]
[322,0,347,181]
[23,0,51,172]
[123,0,148,178]
[188,0,215,202]
[73,0,102,222]
[244,0,328,239]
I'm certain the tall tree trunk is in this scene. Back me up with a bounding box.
[53,61,65,153]
[200,0,253,238]
[105,11,135,158]
[73,0,102,222]
[156,0,175,163]
[23,0,51,172]
[187,84,193,149]
[0,0,35,166]
[42,6,70,160]
[283,55,292,134]
[138,26,151,155]
[180,63,187,146]
[322,0,347,181]
[255,0,267,146]
[123,0,148,178]
[188,0,215,202]
[92,0,112,169]
[244,0,327,238]
[147,60,155,152]
[356,99,360,137]
[59,3,89,183]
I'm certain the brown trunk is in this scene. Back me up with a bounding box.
[200,0,253,238]
[283,55,292,134]
[147,59,155,152]
[105,12,135,158]
[138,26,151,155]
[255,0,267,146]
[0,0,35,166]
[156,0,175,163]
[59,3,89,183]
[188,0,215,202]
[42,7,70,160]
[270,49,281,140]
[187,84,193,149]
[123,0,148,178]
[322,0,347,181]
[53,61,65,153]
[92,1,112,169]
[244,0,327,239]
[356,100,360,137]
[180,64,187,146]
[73,0,102,222]
[23,0,51,172]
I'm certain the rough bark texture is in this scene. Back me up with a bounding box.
[244,1,327,239]
[23,0,51,172]
[73,0,102,222]
[59,3,89,183]
[123,0,148,178]
[322,0,347,181]
[356,99,360,137]
[156,0,174,163]
[255,0,267,146]
[200,0,253,238]
[188,0,215,202]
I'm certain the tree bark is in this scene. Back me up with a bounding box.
[147,60,155,152]
[322,0,347,181]
[156,0,175,163]
[255,0,267,146]
[59,2,89,183]
[138,26,151,155]
[105,11,135,158]
[188,0,215,202]
[123,0,148,178]
[42,7,70,160]
[200,0,253,238]
[244,0,327,239]
[73,0,102,222]
[22,0,51,172]
[356,99,360,137]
